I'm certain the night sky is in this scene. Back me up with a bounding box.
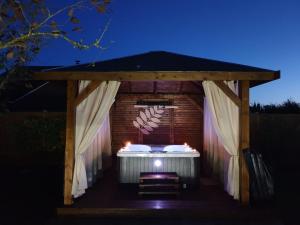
[31,0,300,104]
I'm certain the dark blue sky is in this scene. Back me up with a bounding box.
[32,0,300,104]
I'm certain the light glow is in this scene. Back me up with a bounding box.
[120,141,132,151]
[126,141,132,147]
[154,159,162,167]
[183,142,192,151]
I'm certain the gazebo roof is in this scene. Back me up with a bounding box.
[32,51,280,87]
[50,51,274,73]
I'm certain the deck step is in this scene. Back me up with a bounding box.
[139,172,179,182]
[139,172,180,196]
[138,191,180,195]
[139,183,180,188]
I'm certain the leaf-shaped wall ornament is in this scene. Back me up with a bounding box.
[153,114,162,118]
[136,117,144,126]
[143,125,153,132]
[133,121,140,129]
[145,109,151,119]
[140,128,150,135]
[140,111,148,122]
[154,105,164,114]
[151,117,160,123]
[133,106,165,135]
[148,121,159,128]
[149,107,155,116]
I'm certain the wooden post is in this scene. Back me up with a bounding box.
[64,80,77,205]
[239,80,250,205]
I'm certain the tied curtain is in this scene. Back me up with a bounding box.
[202,81,240,199]
[84,114,111,187]
[203,98,226,182]
[72,81,120,198]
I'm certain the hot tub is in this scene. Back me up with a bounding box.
[117,144,200,186]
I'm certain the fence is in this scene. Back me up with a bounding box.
[250,113,300,171]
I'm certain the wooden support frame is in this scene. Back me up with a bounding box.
[33,70,280,81]
[186,94,203,112]
[213,81,241,107]
[64,80,77,205]
[58,65,273,207]
[239,80,250,205]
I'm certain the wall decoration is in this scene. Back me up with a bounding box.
[133,106,164,135]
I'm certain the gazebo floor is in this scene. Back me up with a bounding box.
[57,169,279,222]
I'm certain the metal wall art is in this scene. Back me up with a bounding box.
[133,106,164,135]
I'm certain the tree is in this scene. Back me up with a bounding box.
[250,99,300,114]
[0,0,111,109]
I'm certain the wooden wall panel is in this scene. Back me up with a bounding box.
[143,108,171,145]
[173,95,203,152]
[111,94,203,155]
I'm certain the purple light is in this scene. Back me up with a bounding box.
[154,159,162,167]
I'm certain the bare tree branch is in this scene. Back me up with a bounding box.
[0,18,111,51]
[33,0,86,31]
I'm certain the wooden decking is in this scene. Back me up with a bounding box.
[57,169,278,221]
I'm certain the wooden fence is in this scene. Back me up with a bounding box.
[250,113,300,171]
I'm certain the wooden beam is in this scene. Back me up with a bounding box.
[117,91,204,95]
[64,80,77,205]
[33,71,280,81]
[186,95,203,113]
[239,80,250,205]
[75,81,102,106]
[213,81,241,107]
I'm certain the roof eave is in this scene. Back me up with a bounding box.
[32,70,280,85]
[249,70,280,87]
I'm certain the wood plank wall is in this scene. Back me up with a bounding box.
[111,94,203,155]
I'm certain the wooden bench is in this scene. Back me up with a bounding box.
[139,172,180,196]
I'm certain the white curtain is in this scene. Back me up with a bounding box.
[203,98,225,181]
[84,114,111,187]
[72,81,120,198]
[202,81,240,199]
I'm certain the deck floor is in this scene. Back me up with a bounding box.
[57,169,279,222]
[72,168,236,208]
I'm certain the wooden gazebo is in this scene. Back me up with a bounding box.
[32,51,280,207]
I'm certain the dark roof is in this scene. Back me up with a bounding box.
[5,51,278,112]
[48,51,275,73]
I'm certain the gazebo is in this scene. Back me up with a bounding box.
[32,51,279,209]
